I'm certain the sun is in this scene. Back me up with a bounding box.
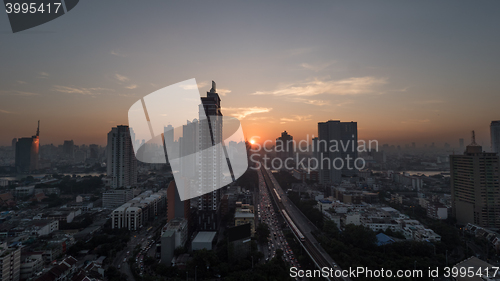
[249,139,256,145]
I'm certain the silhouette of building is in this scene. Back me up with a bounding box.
[166,181,190,223]
[459,138,465,152]
[317,120,358,184]
[451,137,500,228]
[276,131,294,164]
[491,121,500,153]
[107,125,137,188]
[196,81,223,231]
[15,122,40,174]
[63,140,74,160]
[11,138,16,150]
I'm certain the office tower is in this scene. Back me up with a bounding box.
[459,138,465,152]
[179,120,198,178]
[317,120,358,184]
[0,243,21,281]
[15,122,40,174]
[450,134,500,228]
[491,121,500,153]
[11,138,16,150]
[167,181,190,223]
[163,125,174,164]
[107,125,137,188]
[196,81,223,231]
[63,140,74,160]
[276,131,294,163]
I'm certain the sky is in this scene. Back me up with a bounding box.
[1,1,500,148]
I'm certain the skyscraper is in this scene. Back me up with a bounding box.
[196,81,223,231]
[167,180,190,223]
[459,138,465,152]
[491,121,500,153]
[15,122,39,174]
[63,140,74,160]
[107,125,137,188]
[276,131,294,164]
[317,120,358,184]
[450,134,500,228]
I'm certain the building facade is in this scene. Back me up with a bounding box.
[107,125,137,188]
[491,121,500,154]
[196,81,223,231]
[0,243,21,281]
[276,131,294,164]
[102,189,134,208]
[15,122,40,174]
[317,120,358,184]
[451,143,500,228]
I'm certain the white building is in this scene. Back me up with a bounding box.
[345,213,361,226]
[0,243,21,281]
[162,218,188,248]
[102,189,134,208]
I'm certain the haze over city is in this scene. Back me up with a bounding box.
[1,1,500,147]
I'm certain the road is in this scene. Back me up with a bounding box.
[257,168,302,270]
[262,166,351,281]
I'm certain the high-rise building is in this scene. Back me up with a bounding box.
[167,180,190,223]
[450,136,500,228]
[11,138,16,150]
[459,138,465,152]
[63,140,75,160]
[0,243,21,281]
[107,125,137,188]
[317,120,358,184]
[196,81,223,231]
[276,131,294,163]
[491,121,500,153]
[15,122,39,174]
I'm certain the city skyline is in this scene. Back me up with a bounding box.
[2,1,500,147]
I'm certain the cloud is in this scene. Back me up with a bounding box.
[401,119,430,124]
[17,80,27,84]
[291,97,330,106]
[125,84,138,89]
[217,88,231,96]
[280,115,312,124]
[0,90,40,96]
[38,72,49,78]
[252,77,387,98]
[222,107,272,119]
[111,50,127,57]
[300,61,336,72]
[115,74,129,82]
[179,81,208,90]
[52,85,113,96]
[0,109,14,114]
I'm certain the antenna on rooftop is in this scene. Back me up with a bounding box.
[470,130,478,146]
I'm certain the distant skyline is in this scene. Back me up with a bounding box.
[1,1,500,148]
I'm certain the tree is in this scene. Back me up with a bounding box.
[255,223,270,243]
